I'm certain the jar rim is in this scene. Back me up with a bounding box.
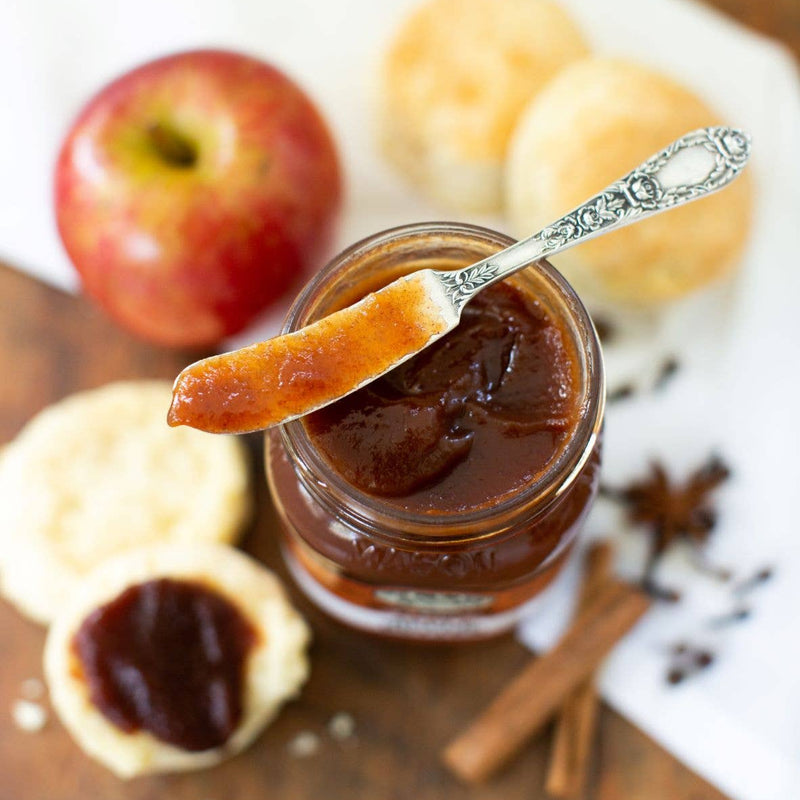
[278,221,605,544]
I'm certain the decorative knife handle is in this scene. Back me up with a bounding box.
[435,126,751,312]
[527,126,751,256]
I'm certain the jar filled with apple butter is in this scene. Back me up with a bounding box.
[266,222,604,641]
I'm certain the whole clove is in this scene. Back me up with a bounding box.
[665,643,716,685]
[654,356,681,391]
[592,316,616,344]
[733,567,774,596]
[708,607,752,629]
[607,383,636,404]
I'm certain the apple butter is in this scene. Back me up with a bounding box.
[304,280,579,511]
[168,271,455,434]
[267,223,604,640]
[73,578,256,751]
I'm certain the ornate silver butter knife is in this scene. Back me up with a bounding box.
[435,126,751,312]
[170,126,751,433]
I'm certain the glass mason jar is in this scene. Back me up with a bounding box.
[266,222,604,641]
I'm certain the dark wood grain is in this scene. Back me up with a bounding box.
[0,4,794,798]
[706,0,800,59]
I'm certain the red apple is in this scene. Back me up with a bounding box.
[55,49,342,348]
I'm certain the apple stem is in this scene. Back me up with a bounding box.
[147,122,197,168]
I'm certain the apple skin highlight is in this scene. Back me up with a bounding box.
[55,49,342,348]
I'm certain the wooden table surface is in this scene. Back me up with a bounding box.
[0,4,796,799]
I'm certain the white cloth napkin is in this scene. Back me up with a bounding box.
[1,1,799,798]
[514,7,800,800]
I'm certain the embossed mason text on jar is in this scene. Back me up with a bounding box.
[266,223,604,641]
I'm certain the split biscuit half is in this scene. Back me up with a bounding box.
[45,542,310,778]
[379,0,589,211]
[0,381,252,624]
[506,58,753,305]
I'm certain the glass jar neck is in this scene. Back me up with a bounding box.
[279,222,605,546]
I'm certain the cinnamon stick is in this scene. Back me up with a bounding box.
[545,541,613,798]
[441,579,650,784]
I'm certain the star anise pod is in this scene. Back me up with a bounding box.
[601,455,731,600]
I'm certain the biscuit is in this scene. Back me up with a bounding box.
[0,381,251,624]
[379,0,589,211]
[45,542,310,778]
[505,58,753,305]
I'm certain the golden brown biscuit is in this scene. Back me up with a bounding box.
[45,542,310,778]
[506,58,753,305]
[0,381,251,624]
[380,0,589,211]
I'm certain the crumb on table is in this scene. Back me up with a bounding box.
[12,699,48,732]
[328,712,356,741]
[288,731,321,758]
